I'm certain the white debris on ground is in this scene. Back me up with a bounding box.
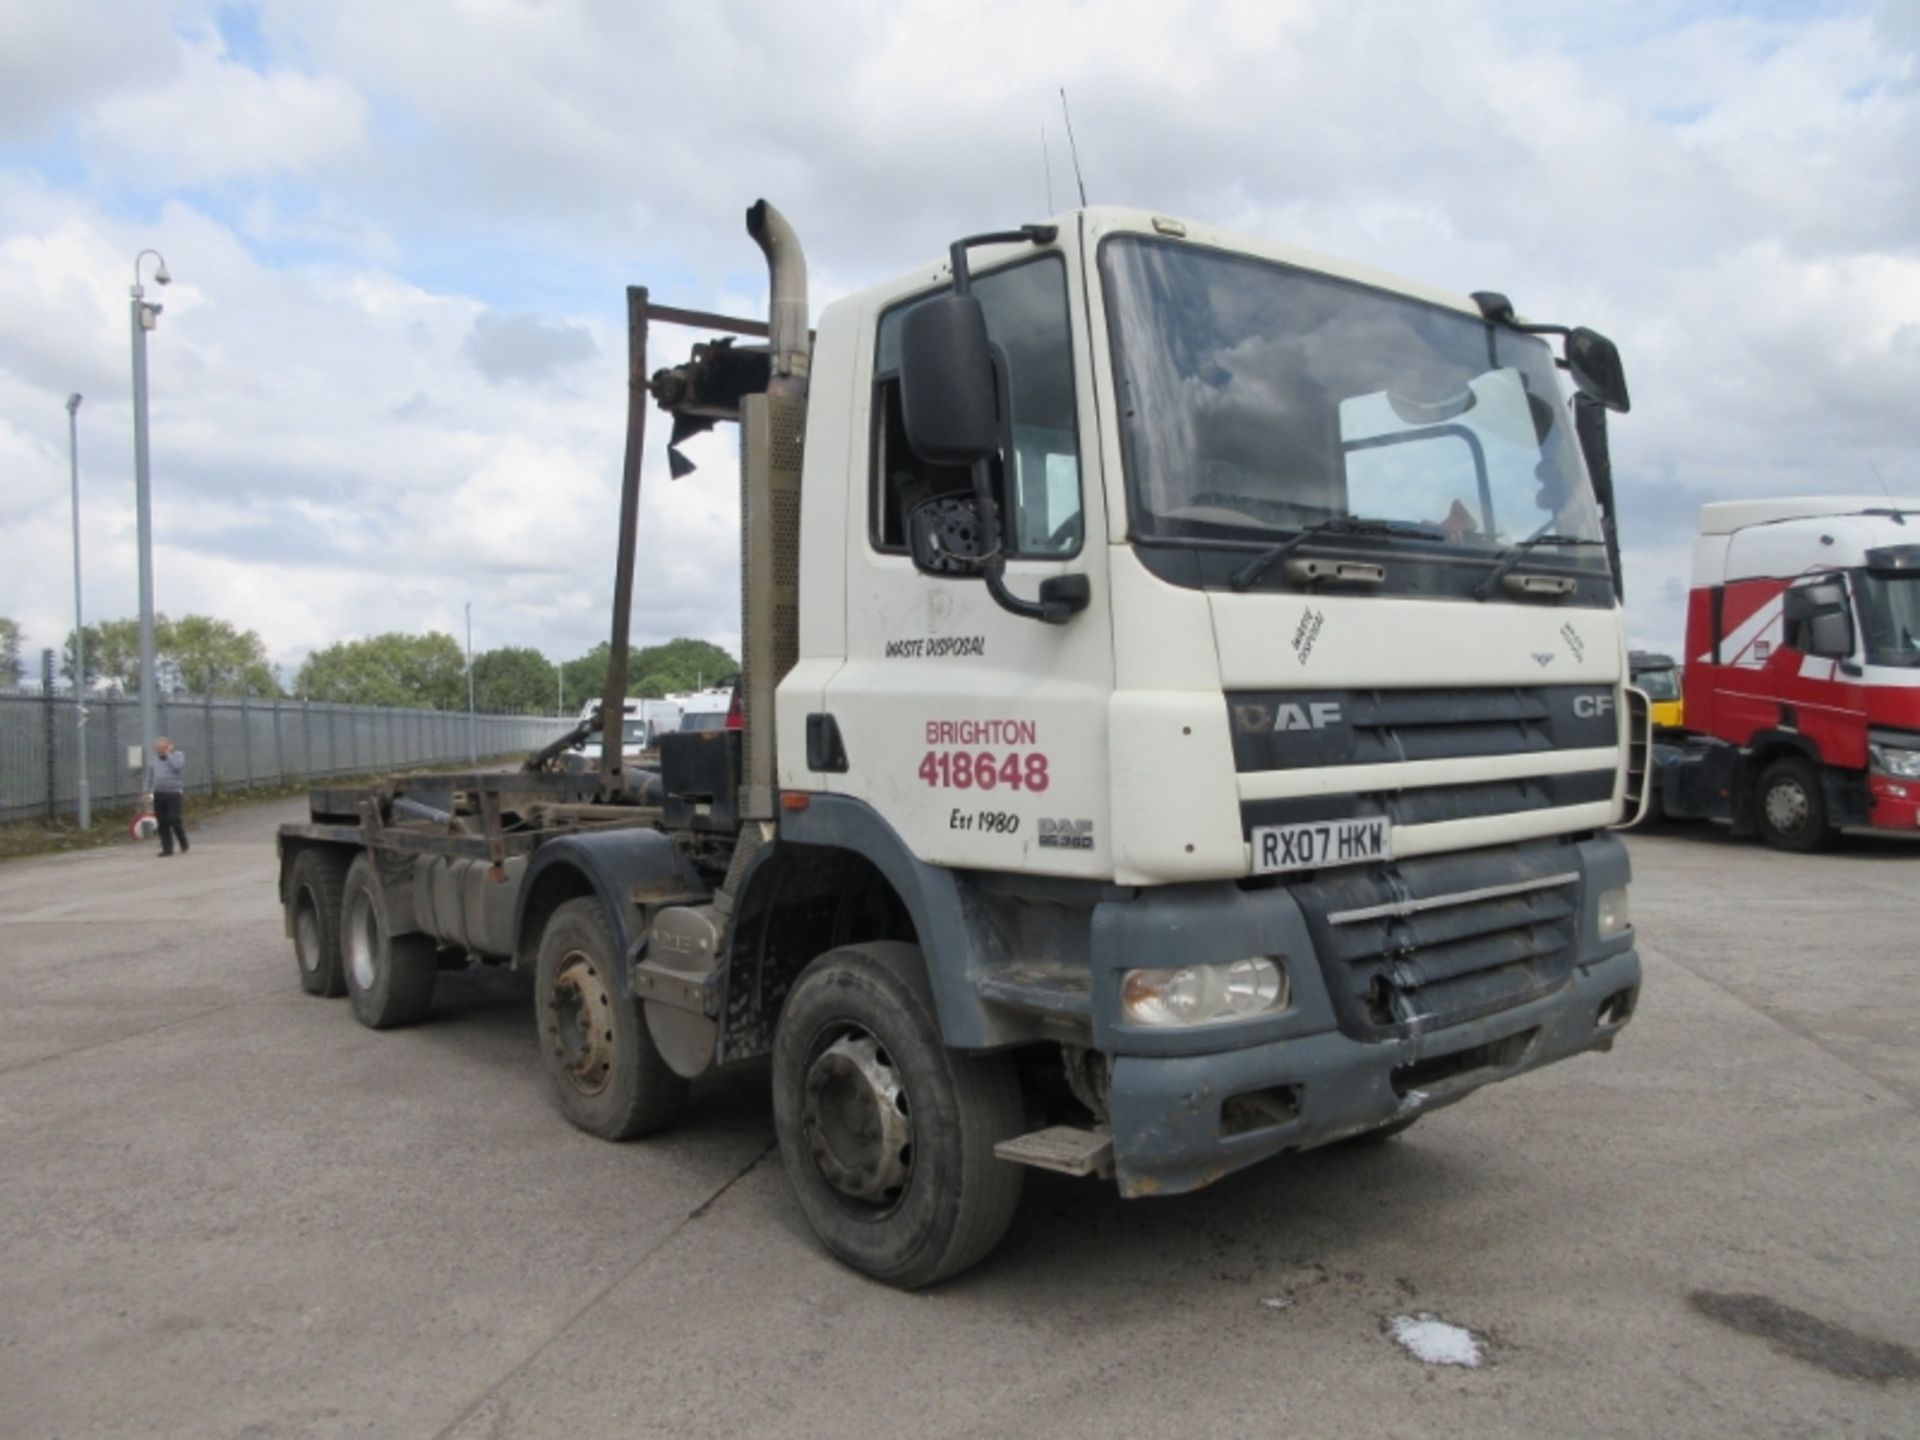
[1387,1313,1485,1368]
[1259,1296,1293,1311]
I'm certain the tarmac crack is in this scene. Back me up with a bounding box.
[430,1137,779,1440]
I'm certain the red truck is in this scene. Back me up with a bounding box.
[1651,497,1920,850]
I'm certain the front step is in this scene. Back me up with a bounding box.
[994,1126,1114,1179]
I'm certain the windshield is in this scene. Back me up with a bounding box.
[1856,573,1920,666]
[1635,667,1680,700]
[1100,236,1606,560]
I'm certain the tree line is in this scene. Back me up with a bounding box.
[0,613,736,715]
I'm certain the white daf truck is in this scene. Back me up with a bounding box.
[278,200,1645,1288]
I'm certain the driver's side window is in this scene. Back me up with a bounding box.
[871,256,1084,558]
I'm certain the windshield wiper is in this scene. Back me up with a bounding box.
[1473,533,1605,601]
[1228,516,1446,592]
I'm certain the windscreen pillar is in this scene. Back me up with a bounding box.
[738,391,805,819]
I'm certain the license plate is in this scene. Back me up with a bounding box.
[1252,816,1391,874]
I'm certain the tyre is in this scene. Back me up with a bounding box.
[1754,755,1837,853]
[286,848,351,997]
[772,941,1025,1289]
[534,898,688,1140]
[341,854,438,1028]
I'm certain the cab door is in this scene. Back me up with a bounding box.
[820,241,1116,876]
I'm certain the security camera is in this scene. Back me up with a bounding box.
[155,262,172,286]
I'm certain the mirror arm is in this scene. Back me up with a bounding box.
[963,456,1080,624]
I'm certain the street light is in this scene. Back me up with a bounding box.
[130,247,171,791]
[465,601,476,764]
[66,393,90,828]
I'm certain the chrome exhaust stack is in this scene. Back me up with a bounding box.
[746,198,810,397]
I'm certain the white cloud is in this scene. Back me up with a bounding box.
[2,0,1917,675]
[82,36,369,188]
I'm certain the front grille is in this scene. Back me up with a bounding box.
[1289,842,1580,1040]
[1227,685,1618,773]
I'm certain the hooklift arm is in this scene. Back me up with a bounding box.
[587,213,793,802]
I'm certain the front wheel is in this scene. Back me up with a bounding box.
[772,942,1025,1289]
[1754,756,1837,853]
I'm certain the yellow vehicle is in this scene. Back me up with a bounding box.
[1630,651,1684,732]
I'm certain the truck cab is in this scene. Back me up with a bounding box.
[1630,651,1684,733]
[1656,497,1920,848]
[759,207,1641,1240]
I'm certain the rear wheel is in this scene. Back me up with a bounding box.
[1754,755,1837,853]
[772,941,1025,1289]
[341,854,438,1028]
[286,848,350,997]
[534,898,688,1140]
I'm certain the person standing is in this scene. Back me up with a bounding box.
[148,737,189,857]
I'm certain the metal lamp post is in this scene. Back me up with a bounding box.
[130,248,171,791]
[465,601,476,763]
[66,393,90,827]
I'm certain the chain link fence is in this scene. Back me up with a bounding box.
[0,687,574,823]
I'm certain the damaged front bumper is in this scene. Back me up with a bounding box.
[1104,946,1638,1196]
[1088,832,1639,1198]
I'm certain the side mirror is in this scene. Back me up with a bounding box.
[1567,328,1630,414]
[899,294,1000,465]
[1785,581,1855,659]
[1807,609,1855,660]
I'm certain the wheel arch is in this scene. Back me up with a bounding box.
[1745,728,1821,772]
[513,829,708,998]
[754,796,1019,1054]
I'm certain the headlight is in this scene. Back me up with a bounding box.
[1869,742,1920,779]
[1596,886,1631,939]
[1121,958,1289,1027]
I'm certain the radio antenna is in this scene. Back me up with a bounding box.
[1059,87,1089,207]
[1870,459,1894,499]
[1042,124,1056,213]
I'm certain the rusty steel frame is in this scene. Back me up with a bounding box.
[594,292,771,802]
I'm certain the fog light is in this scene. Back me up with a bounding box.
[1596,886,1631,939]
[1122,958,1289,1027]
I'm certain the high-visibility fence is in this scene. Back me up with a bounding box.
[0,681,573,823]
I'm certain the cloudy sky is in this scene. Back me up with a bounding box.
[2,0,1916,680]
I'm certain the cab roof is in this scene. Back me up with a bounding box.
[1699,497,1920,535]
[838,206,1492,326]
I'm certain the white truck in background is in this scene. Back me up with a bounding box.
[277,200,1645,1288]
[573,696,682,766]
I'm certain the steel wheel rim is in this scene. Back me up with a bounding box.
[347,891,378,992]
[1766,776,1810,833]
[801,1025,914,1216]
[547,949,615,1096]
[295,894,321,975]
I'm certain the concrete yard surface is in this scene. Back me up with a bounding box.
[1,801,1916,1438]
